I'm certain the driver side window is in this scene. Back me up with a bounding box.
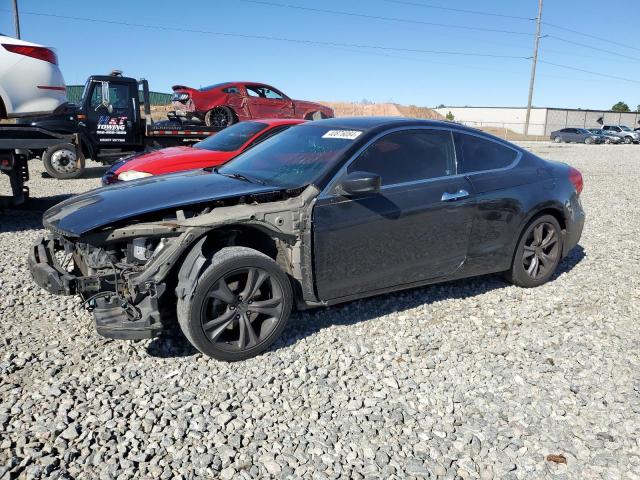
[90,82,106,108]
[347,129,456,186]
[246,85,284,100]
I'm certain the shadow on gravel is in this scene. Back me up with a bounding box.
[40,166,107,180]
[0,195,74,233]
[272,244,587,353]
[147,327,198,358]
[142,245,586,358]
[143,244,586,359]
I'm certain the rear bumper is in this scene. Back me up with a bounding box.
[563,195,585,256]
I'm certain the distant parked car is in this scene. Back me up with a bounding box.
[0,34,67,118]
[587,129,621,144]
[601,125,640,144]
[172,81,334,127]
[550,128,603,144]
[102,118,305,184]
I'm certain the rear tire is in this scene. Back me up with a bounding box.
[204,106,236,128]
[504,214,563,288]
[177,246,293,361]
[553,136,562,143]
[42,143,85,179]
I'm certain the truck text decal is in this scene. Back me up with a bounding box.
[97,116,128,135]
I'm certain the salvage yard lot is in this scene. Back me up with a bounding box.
[1,143,639,479]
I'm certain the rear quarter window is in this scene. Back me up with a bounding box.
[455,132,519,173]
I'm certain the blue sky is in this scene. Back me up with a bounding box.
[1,0,638,110]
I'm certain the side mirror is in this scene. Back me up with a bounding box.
[336,171,381,197]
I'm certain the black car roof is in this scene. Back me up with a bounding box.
[311,116,502,138]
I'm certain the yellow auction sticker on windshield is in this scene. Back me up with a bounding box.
[322,130,363,140]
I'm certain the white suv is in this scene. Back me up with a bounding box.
[0,34,67,118]
[601,125,640,144]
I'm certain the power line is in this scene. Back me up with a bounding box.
[548,35,640,63]
[239,0,534,36]
[543,22,640,53]
[7,8,639,86]
[538,60,640,85]
[4,9,529,59]
[382,0,534,21]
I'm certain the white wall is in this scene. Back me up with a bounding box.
[434,107,548,135]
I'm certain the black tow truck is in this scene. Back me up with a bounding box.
[1,71,223,206]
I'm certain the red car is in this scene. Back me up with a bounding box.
[171,82,334,127]
[102,119,305,184]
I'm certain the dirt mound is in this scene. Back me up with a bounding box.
[319,102,443,120]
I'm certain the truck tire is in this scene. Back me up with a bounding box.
[43,143,85,179]
[177,246,293,361]
[204,106,236,128]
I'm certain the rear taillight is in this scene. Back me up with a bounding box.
[568,166,583,195]
[2,44,58,64]
[172,93,190,102]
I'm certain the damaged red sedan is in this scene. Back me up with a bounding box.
[172,82,334,127]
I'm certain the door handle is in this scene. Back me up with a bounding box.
[441,189,470,202]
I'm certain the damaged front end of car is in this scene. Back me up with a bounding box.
[28,184,319,340]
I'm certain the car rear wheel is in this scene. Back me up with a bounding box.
[42,143,85,179]
[177,246,293,361]
[204,106,236,128]
[605,138,612,144]
[504,214,563,288]
[553,136,562,143]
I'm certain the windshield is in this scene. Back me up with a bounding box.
[194,122,267,152]
[620,125,632,131]
[218,124,361,188]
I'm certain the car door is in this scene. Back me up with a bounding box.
[564,128,577,142]
[313,128,476,301]
[244,84,294,118]
[452,131,527,274]
[85,80,138,148]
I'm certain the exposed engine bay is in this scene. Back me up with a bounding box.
[29,185,319,339]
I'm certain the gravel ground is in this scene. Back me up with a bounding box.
[1,144,639,479]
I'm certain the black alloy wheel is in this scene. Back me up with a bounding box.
[177,246,293,361]
[205,106,236,128]
[522,221,561,280]
[201,267,284,351]
[504,214,564,288]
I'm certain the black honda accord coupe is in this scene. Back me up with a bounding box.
[29,117,585,361]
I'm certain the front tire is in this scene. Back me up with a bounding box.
[204,106,236,128]
[42,143,85,179]
[624,136,633,144]
[553,136,562,143]
[504,214,563,288]
[177,246,293,361]
[584,137,594,144]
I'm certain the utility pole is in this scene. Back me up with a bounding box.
[524,0,543,136]
[12,0,21,39]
